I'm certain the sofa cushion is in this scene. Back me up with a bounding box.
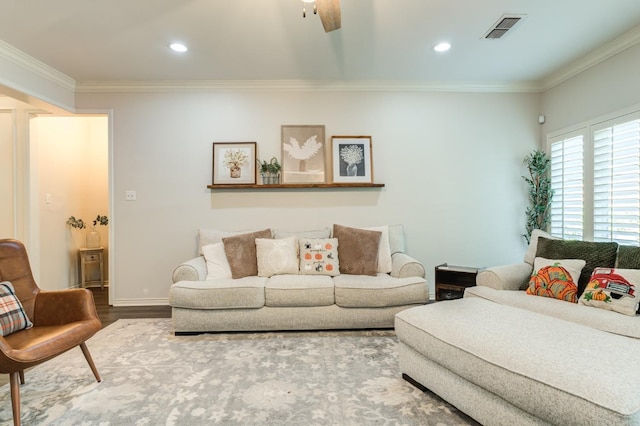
[272,228,331,239]
[169,277,267,309]
[298,238,339,276]
[535,237,618,294]
[617,245,640,269]
[395,298,640,426]
[223,229,272,279]
[465,285,640,338]
[332,224,381,276]
[255,236,298,277]
[526,257,585,303]
[202,243,232,280]
[523,229,555,265]
[265,275,334,307]
[579,267,640,316]
[334,274,427,307]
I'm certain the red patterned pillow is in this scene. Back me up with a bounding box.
[0,281,33,336]
[579,268,640,316]
[526,257,585,303]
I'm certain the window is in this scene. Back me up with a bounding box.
[592,118,640,244]
[549,133,584,240]
[548,111,640,245]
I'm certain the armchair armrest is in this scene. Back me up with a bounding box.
[391,253,425,279]
[172,256,207,283]
[33,289,101,326]
[476,263,533,291]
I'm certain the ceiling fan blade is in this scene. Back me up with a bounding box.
[316,0,341,32]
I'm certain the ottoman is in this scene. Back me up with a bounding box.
[395,297,640,425]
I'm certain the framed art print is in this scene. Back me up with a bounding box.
[212,142,257,185]
[331,136,373,183]
[281,125,326,184]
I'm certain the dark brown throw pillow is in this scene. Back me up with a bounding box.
[222,229,272,279]
[332,224,381,276]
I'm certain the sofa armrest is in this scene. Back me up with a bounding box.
[476,263,533,291]
[391,253,425,279]
[172,257,207,283]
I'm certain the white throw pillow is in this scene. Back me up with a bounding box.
[202,243,232,280]
[298,238,340,276]
[364,225,393,274]
[579,267,640,316]
[255,236,299,277]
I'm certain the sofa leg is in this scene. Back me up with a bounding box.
[80,343,101,383]
[402,373,428,392]
[10,371,21,426]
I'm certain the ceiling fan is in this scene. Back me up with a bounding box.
[302,0,341,32]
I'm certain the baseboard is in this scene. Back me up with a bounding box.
[112,297,169,307]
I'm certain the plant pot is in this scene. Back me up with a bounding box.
[261,173,280,185]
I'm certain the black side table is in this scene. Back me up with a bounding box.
[435,263,483,301]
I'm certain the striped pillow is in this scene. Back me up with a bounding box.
[0,281,33,336]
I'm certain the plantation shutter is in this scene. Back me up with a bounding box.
[592,115,640,245]
[550,133,584,240]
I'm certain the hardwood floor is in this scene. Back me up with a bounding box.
[89,287,172,328]
[0,287,171,387]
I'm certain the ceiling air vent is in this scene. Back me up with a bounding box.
[483,14,526,39]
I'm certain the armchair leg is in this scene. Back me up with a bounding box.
[79,342,101,383]
[9,372,21,426]
[18,370,24,385]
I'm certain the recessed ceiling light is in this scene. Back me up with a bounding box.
[434,42,451,53]
[169,43,188,53]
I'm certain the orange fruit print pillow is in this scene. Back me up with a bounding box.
[526,257,586,302]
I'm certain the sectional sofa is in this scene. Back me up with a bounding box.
[396,230,640,425]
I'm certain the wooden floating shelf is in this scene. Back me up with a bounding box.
[207,183,385,190]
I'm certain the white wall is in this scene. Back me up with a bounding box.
[0,110,13,238]
[541,43,640,133]
[76,89,540,305]
[31,116,108,290]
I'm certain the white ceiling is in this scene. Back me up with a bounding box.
[1,0,640,88]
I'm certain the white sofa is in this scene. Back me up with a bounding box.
[170,224,428,334]
[396,230,640,425]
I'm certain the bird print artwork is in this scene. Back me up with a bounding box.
[283,135,322,172]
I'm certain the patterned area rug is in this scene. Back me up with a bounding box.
[0,319,475,425]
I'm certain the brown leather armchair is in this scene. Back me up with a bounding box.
[0,239,102,426]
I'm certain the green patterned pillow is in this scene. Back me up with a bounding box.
[535,238,618,295]
[617,245,640,269]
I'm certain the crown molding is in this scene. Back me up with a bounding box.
[0,40,76,92]
[75,79,541,93]
[541,25,640,91]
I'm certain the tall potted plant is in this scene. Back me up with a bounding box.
[522,150,553,244]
